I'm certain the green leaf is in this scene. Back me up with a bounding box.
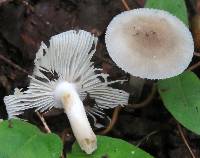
[68,135,154,158]
[158,72,200,134]
[145,0,188,25]
[0,120,62,158]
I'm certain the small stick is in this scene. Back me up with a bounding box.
[121,0,131,11]
[0,54,28,74]
[36,112,51,133]
[136,130,158,147]
[187,61,200,71]
[127,84,156,109]
[98,106,122,135]
[177,123,196,158]
[188,0,197,13]
[8,120,13,128]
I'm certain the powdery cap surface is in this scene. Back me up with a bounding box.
[105,8,194,79]
[4,30,129,126]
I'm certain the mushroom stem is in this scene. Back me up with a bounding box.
[55,82,97,154]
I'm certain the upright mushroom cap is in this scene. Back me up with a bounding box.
[105,8,194,79]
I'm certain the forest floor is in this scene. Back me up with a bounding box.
[0,0,200,158]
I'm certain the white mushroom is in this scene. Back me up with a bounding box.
[105,8,194,79]
[4,30,129,154]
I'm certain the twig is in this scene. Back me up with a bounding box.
[8,120,13,128]
[194,52,200,57]
[121,0,131,11]
[0,53,28,74]
[177,123,196,158]
[98,106,122,135]
[188,0,197,13]
[127,84,157,109]
[187,61,200,71]
[136,130,158,147]
[197,0,200,14]
[36,112,51,133]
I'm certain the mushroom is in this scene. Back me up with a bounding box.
[105,8,194,79]
[4,30,129,154]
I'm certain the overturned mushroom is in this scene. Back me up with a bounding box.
[4,30,129,154]
[105,8,194,79]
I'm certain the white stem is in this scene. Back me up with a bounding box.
[55,82,97,154]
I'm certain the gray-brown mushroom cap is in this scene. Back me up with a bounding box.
[105,8,194,79]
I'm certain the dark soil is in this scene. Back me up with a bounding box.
[0,0,200,158]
